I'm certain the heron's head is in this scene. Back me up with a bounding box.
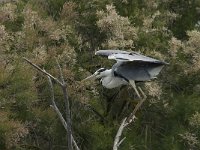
[82,68,107,81]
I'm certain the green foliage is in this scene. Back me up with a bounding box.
[168,0,200,39]
[0,0,200,149]
[3,16,24,32]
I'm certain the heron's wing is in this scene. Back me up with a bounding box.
[96,50,168,64]
[96,50,167,81]
[95,50,130,56]
[114,61,165,81]
[108,53,164,63]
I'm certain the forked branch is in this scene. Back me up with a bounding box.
[113,87,147,150]
[23,57,78,150]
[48,77,80,150]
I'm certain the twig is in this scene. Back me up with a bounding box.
[56,58,65,83]
[23,57,63,86]
[118,137,126,147]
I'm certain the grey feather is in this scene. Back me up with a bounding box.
[96,50,168,65]
[96,50,168,81]
[95,50,130,56]
[114,61,164,81]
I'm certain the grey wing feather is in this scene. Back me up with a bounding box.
[108,53,166,64]
[114,61,165,81]
[96,50,168,64]
[95,50,130,56]
[96,50,167,81]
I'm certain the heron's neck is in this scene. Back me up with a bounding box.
[101,69,113,77]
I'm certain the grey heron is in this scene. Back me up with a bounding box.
[83,50,168,98]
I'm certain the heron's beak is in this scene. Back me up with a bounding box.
[82,73,98,82]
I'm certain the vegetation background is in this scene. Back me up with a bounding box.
[0,0,200,149]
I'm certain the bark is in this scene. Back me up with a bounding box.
[56,59,73,149]
[48,77,80,150]
[24,58,79,150]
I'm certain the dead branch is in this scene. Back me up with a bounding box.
[55,58,73,149]
[23,58,75,150]
[56,58,65,83]
[48,77,80,150]
[113,87,147,150]
[113,118,128,149]
[23,57,63,86]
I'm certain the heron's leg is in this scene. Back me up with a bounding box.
[129,80,141,99]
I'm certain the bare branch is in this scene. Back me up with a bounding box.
[118,137,126,147]
[23,57,63,86]
[24,58,74,150]
[54,59,73,150]
[113,86,147,150]
[48,77,80,150]
[72,135,80,150]
[56,58,65,83]
[113,118,128,150]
